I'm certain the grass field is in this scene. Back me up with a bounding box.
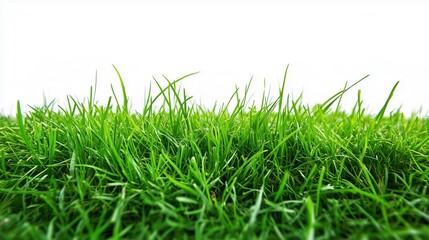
[1,67,429,239]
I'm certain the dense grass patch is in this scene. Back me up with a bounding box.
[1,67,428,239]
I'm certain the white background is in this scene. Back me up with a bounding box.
[2,0,429,116]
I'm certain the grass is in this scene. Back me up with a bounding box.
[1,66,429,239]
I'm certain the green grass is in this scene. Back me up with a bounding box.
[1,66,429,239]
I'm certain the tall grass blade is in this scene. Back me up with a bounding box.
[376,81,400,121]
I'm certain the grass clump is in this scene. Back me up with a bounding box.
[1,66,429,239]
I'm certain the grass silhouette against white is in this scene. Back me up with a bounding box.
[1,66,428,239]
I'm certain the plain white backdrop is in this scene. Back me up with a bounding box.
[2,0,429,116]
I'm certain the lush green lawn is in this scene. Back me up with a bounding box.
[1,68,428,239]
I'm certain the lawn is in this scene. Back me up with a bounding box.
[1,67,428,239]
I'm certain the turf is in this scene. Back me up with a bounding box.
[1,67,428,239]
